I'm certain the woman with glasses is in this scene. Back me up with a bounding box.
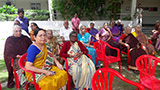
[59,31,96,90]
[25,28,68,90]
[30,22,39,41]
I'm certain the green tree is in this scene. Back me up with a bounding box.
[106,0,122,20]
[52,0,107,20]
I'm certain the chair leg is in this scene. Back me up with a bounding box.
[34,83,40,90]
[0,82,2,90]
[14,72,20,89]
[67,75,71,90]
[26,81,29,90]
[11,59,20,89]
[104,62,109,68]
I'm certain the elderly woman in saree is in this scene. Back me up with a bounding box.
[132,25,156,55]
[25,28,68,90]
[88,23,99,43]
[151,21,160,46]
[59,31,96,90]
[4,25,32,88]
[109,21,121,43]
[46,30,60,55]
[96,22,121,56]
[78,25,100,68]
[119,26,146,74]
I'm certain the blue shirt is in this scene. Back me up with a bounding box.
[15,17,29,34]
[27,45,41,63]
[78,33,91,44]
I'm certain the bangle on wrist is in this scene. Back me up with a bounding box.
[125,43,129,47]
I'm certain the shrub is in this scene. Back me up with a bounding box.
[0,4,17,14]
[0,5,50,21]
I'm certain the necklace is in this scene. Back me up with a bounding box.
[34,42,44,50]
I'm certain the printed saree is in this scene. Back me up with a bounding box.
[78,33,99,67]
[132,32,156,55]
[25,44,68,90]
[66,42,96,89]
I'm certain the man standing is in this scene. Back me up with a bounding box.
[15,8,29,34]
[135,3,143,26]
[60,20,73,42]
[71,13,80,33]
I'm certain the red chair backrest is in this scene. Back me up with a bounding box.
[136,55,160,77]
[94,40,120,58]
[91,68,145,90]
[94,40,107,60]
[19,53,27,69]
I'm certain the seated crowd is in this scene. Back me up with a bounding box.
[4,8,158,90]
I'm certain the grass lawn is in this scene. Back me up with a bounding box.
[0,60,8,83]
[0,52,160,90]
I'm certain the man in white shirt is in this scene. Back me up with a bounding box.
[60,20,73,42]
[134,3,143,26]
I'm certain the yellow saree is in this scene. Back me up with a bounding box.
[25,44,68,90]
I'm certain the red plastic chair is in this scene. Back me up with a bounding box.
[91,68,145,90]
[0,82,2,90]
[61,54,92,90]
[94,40,121,73]
[11,59,20,89]
[136,55,160,90]
[19,53,41,90]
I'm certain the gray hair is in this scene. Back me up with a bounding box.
[46,29,53,34]
[13,25,21,32]
[80,25,86,30]
[103,22,108,27]
[125,26,131,29]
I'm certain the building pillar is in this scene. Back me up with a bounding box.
[48,0,53,21]
[131,0,137,19]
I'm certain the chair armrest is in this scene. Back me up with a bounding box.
[117,74,145,90]
[148,40,152,44]
[61,57,69,73]
[19,65,36,82]
[103,41,120,58]
[122,45,130,54]
[87,54,92,60]
[106,44,120,58]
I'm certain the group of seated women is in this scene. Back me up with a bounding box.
[4,21,157,89]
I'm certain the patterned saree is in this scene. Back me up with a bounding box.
[66,42,96,89]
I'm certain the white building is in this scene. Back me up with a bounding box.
[0,0,48,10]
